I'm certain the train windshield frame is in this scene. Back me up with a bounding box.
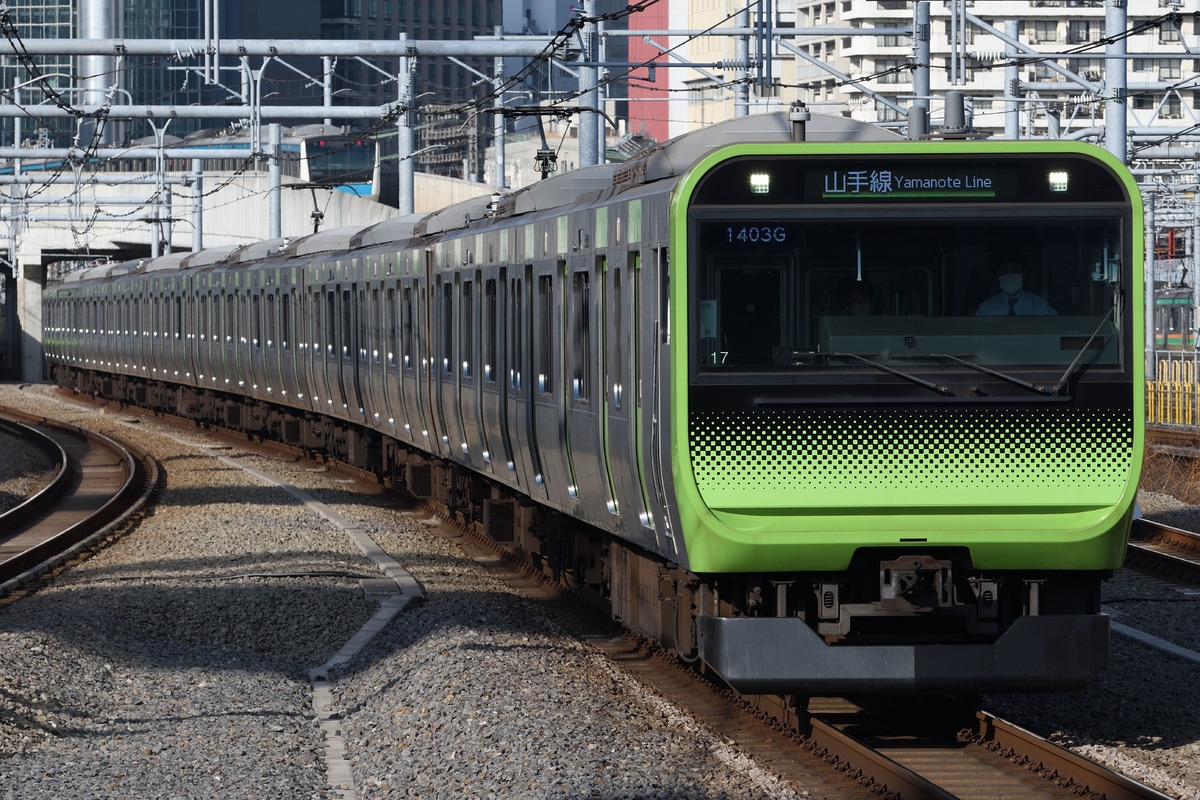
[303,137,376,185]
[685,152,1134,396]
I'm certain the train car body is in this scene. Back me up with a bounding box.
[1154,286,1195,350]
[44,111,1144,696]
[2,124,381,200]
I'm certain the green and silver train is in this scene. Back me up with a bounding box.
[44,111,1143,695]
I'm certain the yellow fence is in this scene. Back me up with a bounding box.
[1148,358,1200,426]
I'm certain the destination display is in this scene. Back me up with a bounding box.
[818,167,999,199]
[689,153,1129,206]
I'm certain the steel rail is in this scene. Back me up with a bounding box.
[0,406,157,595]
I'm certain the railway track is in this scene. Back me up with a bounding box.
[447,502,1175,800]
[26,393,1177,799]
[0,405,158,596]
[1129,519,1200,581]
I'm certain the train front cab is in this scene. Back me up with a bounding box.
[670,142,1144,695]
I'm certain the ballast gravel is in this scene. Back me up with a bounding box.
[2,381,1200,799]
[0,383,798,800]
[0,428,53,513]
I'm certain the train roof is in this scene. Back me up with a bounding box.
[141,252,190,274]
[179,245,240,270]
[616,111,899,189]
[358,216,424,248]
[484,111,898,225]
[58,260,139,283]
[50,111,901,283]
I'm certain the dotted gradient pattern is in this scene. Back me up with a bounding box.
[688,407,1135,507]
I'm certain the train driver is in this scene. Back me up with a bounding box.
[974,261,1057,316]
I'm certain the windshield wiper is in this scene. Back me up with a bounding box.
[1050,305,1117,395]
[924,354,1051,395]
[829,352,953,396]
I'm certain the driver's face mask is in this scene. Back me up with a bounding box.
[998,273,1023,295]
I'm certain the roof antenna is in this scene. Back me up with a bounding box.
[941,90,969,137]
[789,101,810,142]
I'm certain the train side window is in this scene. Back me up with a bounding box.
[510,275,524,390]
[571,270,590,401]
[252,294,261,348]
[611,264,621,409]
[174,296,182,340]
[442,281,454,375]
[281,291,291,351]
[238,294,246,345]
[371,288,381,364]
[402,286,413,370]
[386,287,397,367]
[483,278,497,383]
[266,293,276,349]
[537,273,553,395]
[341,289,352,360]
[360,287,369,362]
[326,290,336,356]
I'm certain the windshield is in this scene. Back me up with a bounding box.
[305,138,375,184]
[691,216,1123,375]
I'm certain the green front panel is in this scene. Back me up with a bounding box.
[668,140,1144,575]
[690,406,1134,510]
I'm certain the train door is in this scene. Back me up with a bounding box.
[248,283,267,401]
[196,282,213,386]
[172,282,189,384]
[479,269,512,485]
[295,278,315,412]
[266,285,282,399]
[432,273,462,460]
[370,280,393,432]
[633,250,662,537]
[380,280,404,439]
[399,278,425,448]
[457,272,487,471]
[602,255,644,534]
[532,260,574,510]
[345,280,367,419]
[505,265,544,499]
[565,254,610,526]
[236,287,251,399]
[290,277,311,412]
[368,275,398,437]
[97,294,111,376]
[218,284,237,395]
[278,283,304,410]
[263,284,281,400]
[308,283,331,412]
[644,244,676,548]
[422,255,447,456]
[166,283,180,381]
[162,283,174,381]
[133,283,147,378]
[161,285,172,381]
[150,286,161,379]
[326,286,352,422]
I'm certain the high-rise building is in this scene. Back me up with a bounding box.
[0,0,503,168]
[627,0,1198,148]
[0,0,79,148]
